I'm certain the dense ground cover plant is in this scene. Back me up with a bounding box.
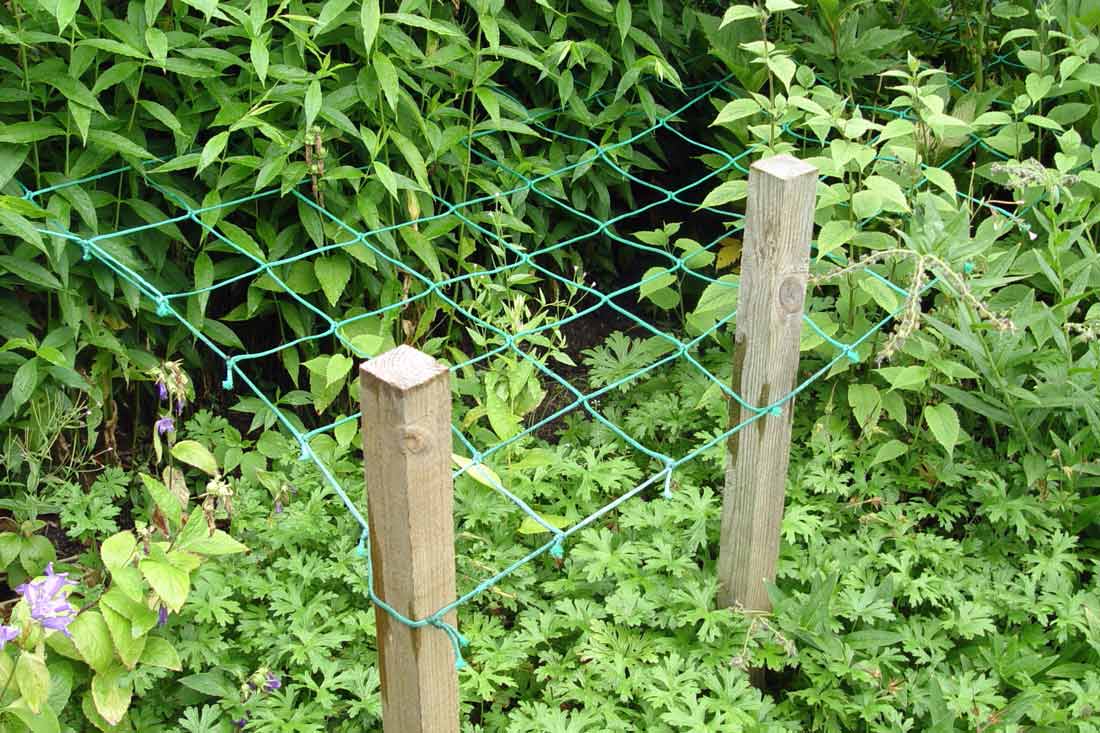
[1,0,1098,732]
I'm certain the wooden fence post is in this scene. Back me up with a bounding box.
[717,154,818,613]
[360,345,459,733]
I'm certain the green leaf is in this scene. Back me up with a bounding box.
[179,671,238,698]
[139,559,190,612]
[100,605,146,669]
[250,35,269,85]
[304,80,322,128]
[720,5,760,26]
[197,131,228,174]
[713,98,760,125]
[0,532,21,567]
[100,531,137,573]
[615,0,632,41]
[922,166,956,200]
[91,665,133,726]
[145,27,167,64]
[15,651,50,714]
[876,365,929,391]
[847,383,880,429]
[139,637,182,670]
[9,356,39,412]
[87,129,154,159]
[140,474,183,528]
[170,440,218,476]
[361,0,380,51]
[43,75,107,115]
[184,529,247,556]
[699,180,747,209]
[816,220,854,260]
[70,611,115,674]
[923,403,960,458]
[638,266,676,299]
[453,454,503,489]
[518,513,571,535]
[869,439,908,467]
[0,256,60,289]
[325,353,353,387]
[54,0,80,32]
[7,699,60,733]
[314,255,351,307]
[0,122,66,143]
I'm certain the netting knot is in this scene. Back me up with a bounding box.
[661,462,674,499]
[963,261,975,275]
[843,346,860,363]
[155,297,169,317]
[298,442,312,461]
[355,529,368,558]
[549,537,565,560]
[221,366,234,390]
[768,405,783,417]
[81,242,91,261]
[428,615,469,671]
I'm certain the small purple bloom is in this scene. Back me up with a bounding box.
[274,501,283,514]
[264,672,281,692]
[157,605,169,627]
[0,625,19,649]
[175,398,185,416]
[14,563,77,637]
[157,381,168,401]
[155,416,175,435]
[233,717,248,729]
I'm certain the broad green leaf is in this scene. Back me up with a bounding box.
[720,5,760,26]
[55,0,80,32]
[847,383,880,429]
[876,365,929,391]
[9,357,40,411]
[100,531,137,573]
[315,255,352,307]
[139,637,182,670]
[70,611,114,673]
[816,220,854,260]
[869,439,908,467]
[325,353,353,387]
[699,180,747,209]
[615,0,631,42]
[100,605,145,669]
[713,98,760,126]
[16,651,50,713]
[0,532,20,567]
[922,166,956,200]
[638,266,676,298]
[138,100,184,137]
[139,559,190,612]
[0,122,66,144]
[170,440,218,476]
[7,699,60,733]
[43,75,107,115]
[923,402,960,457]
[145,27,167,64]
[91,665,133,726]
[185,529,247,556]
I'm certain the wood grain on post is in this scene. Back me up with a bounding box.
[717,154,818,613]
[360,345,459,733]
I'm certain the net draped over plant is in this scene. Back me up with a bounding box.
[18,55,1035,667]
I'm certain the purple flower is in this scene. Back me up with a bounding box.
[14,563,77,637]
[264,672,281,692]
[274,501,283,514]
[0,625,19,649]
[157,381,168,401]
[157,605,169,627]
[155,416,175,435]
[175,398,185,416]
[233,717,248,729]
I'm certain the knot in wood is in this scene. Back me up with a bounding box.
[399,425,430,454]
[777,275,806,314]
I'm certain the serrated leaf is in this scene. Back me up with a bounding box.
[100,531,137,573]
[91,665,132,726]
[713,98,760,126]
[139,559,190,612]
[869,439,908,467]
[15,651,50,713]
[140,637,182,670]
[70,611,115,674]
[100,605,146,669]
[720,5,760,26]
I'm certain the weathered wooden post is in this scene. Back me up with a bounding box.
[717,154,818,613]
[360,345,459,733]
